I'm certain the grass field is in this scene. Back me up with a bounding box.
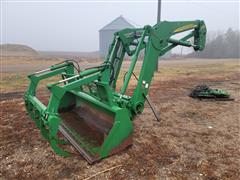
[1,56,240,179]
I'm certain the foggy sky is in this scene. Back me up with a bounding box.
[1,0,239,52]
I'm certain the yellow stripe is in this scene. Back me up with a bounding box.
[174,24,197,33]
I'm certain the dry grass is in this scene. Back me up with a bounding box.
[1,57,240,179]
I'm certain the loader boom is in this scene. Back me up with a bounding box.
[24,20,206,163]
[107,20,206,114]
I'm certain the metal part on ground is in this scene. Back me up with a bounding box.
[189,84,233,101]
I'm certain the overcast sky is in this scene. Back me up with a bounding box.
[1,0,239,52]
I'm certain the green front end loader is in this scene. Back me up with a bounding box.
[24,20,207,163]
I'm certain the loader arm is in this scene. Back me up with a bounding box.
[24,20,206,163]
[108,20,206,114]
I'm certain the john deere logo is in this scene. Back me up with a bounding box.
[174,24,197,33]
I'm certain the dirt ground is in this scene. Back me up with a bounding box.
[0,58,240,179]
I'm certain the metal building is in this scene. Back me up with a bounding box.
[99,16,135,57]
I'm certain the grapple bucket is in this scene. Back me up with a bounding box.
[58,91,133,163]
[24,61,133,163]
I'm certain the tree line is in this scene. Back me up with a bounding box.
[188,28,239,58]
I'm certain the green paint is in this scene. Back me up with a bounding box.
[24,20,207,160]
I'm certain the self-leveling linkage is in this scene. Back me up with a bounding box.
[24,20,206,163]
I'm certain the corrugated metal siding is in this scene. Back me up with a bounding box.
[99,16,135,58]
[99,30,116,57]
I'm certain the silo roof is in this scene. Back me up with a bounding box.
[99,15,135,31]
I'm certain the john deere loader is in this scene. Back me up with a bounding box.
[24,20,206,163]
